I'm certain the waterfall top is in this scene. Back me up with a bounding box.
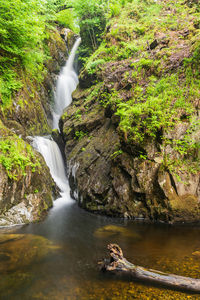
[66,37,81,70]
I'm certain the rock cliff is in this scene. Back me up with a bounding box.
[60,0,200,223]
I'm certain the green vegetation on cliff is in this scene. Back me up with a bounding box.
[0,0,74,107]
[0,0,69,225]
[71,0,128,62]
[81,0,200,173]
[0,137,40,180]
[0,121,40,180]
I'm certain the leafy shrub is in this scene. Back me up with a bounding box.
[86,59,106,74]
[55,9,78,32]
[0,0,49,105]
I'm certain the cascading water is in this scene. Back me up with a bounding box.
[32,38,81,207]
[53,37,81,129]
[32,137,69,193]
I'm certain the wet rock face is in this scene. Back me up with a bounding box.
[60,28,79,51]
[60,85,200,223]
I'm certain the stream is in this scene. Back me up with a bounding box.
[0,39,200,300]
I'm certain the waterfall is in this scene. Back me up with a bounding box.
[32,136,74,207]
[32,137,69,193]
[53,37,81,129]
[32,38,81,206]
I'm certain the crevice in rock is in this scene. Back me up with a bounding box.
[168,171,178,195]
[133,191,146,203]
[133,174,141,190]
[119,165,132,181]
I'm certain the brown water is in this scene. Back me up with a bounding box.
[0,200,200,300]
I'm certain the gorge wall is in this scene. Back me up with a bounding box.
[0,27,76,226]
[60,0,200,223]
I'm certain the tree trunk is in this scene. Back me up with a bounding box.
[100,244,200,293]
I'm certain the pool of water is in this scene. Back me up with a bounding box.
[1,197,200,299]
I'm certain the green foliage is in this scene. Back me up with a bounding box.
[116,73,196,143]
[82,0,200,173]
[72,0,129,61]
[72,0,107,59]
[74,130,88,140]
[84,82,104,104]
[74,109,82,119]
[109,2,121,17]
[0,0,49,105]
[0,70,23,106]
[0,136,40,180]
[111,149,123,159]
[136,58,154,71]
[173,117,200,158]
[0,0,76,106]
[55,9,78,32]
[86,59,106,74]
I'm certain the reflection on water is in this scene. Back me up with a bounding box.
[0,198,200,299]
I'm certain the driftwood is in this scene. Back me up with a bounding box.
[100,244,200,293]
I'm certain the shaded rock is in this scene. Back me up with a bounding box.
[171,171,199,198]
[149,39,158,50]
[0,151,54,227]
[60,28,78,50]
[60,81,200,222]
[158,170,200,222]
[135,160,160,195]
[158,170,179,203]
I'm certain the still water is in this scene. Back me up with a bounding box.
[1,198,200,300]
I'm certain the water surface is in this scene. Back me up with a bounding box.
[1,197,200,300]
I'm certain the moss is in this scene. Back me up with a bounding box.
[170,194,199,213]
[0,135,41,180]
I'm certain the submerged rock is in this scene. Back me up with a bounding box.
[0,233,60,272]
[94,225,139,239]
[0,233,61,296]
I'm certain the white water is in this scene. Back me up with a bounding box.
[32,137,69,193]
[32,38,81,206]
[53,37,81,129]
[32,136,74,206]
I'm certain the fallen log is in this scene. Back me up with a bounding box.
[100,243,200,293]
